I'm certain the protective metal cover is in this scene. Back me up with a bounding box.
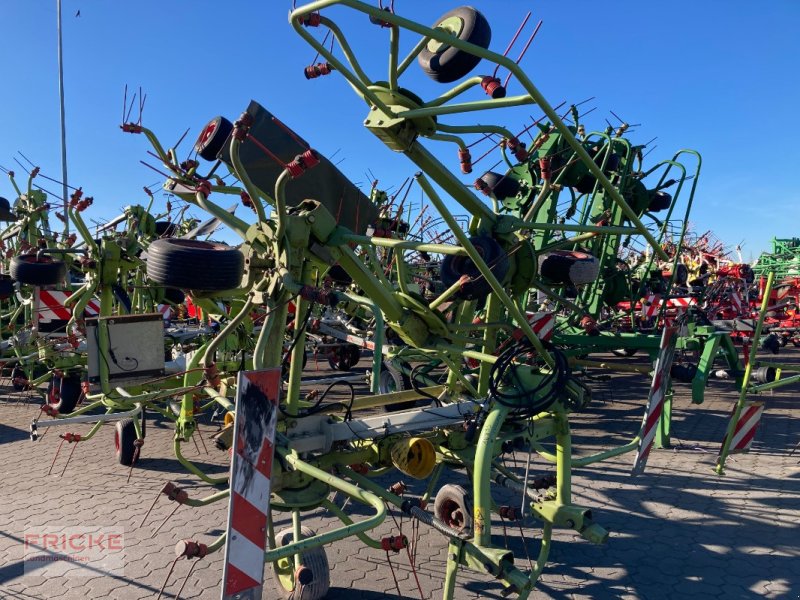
[219,101,378,236]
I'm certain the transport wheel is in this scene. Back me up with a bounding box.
[269,526,330,600]
[155,221,178,237]
[440,235,509,300]
[0,274,14,299]
[477,171,520,200]
[418,7,492,83]
[0,196,16,221]
[326,344,361,371]
[47,375,82,414]
[195,116,234,161]
[761,334,780,355]
[9,254,66,286]
[434,484,474,536]
[539,250,600,286]
[648,190,672,212]
[114,415,145,466]
[163,287,186,305]
[378,362,417,412]
[611,348,637,358]
[146,239,244,291]
[11,366,27,391]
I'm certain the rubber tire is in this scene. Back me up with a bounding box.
[155,221,178,237]
[433,484,474,536]
[163,287,186,305]
[47,375,82,414]
[648,190,672,212]
[418,7,492,83]
[195,116,234,162]
[281,350,309,381]
[11,365,27,391]
[270,526,330,600]
[327,344,361,371]
[378,363,417,412]
[611,348,638,358]
[326,263,352,284]
[146,238,244,291]
[0,274,14,299]
[10,254,67,286]
[539,250,599,286]
[0,195,14,220]
[440,235,509,300]
[115,418,140,466]
[478,171,520,200]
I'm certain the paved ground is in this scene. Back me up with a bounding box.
[0,350,798,599]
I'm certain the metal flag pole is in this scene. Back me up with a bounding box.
[57,0,69,234]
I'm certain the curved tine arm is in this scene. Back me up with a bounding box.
[228,135,268,224]
[263,451,386,562]
[436,122,517,142]
[201,296,256,369]
[291,17,392,113]
[68,207,99,255]
[137,126,172,166]
[174,437,229,485]
[66,282,96,332]
[7,171,22,197]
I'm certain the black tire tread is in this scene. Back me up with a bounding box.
[10,254,66,286]
[146,239,244,291]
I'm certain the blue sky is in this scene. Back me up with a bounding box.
[1,1,798,260]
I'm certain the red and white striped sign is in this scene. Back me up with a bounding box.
[720,401,764,454]
[222,368,281,600]
[641,294,661,318]
[527,311,555,341]
[666,296,697,309]
[156,304,173,322]
[36,289,101,325]
[730,291,743,313]
[631,326,679,475]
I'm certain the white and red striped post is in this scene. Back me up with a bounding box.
[221,368,281,600]
[631,325,679,475]
[641,294,661,319]
[718,401,765,458]
[35,289,101,333]
[526,311,555,341]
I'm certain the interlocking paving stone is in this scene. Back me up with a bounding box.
[0,349,798,599]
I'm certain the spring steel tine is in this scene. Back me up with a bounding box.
[140,490,162,528]
[156,555,183,600]
[59,441,79,477]
[138,89,147,125]
[191,431,201,455]
[17,151,37,168]
[127,445,142,484]
[47,438,66,476]
[173,559,199,600]
[122,84,127,123]
[195,426,209,455]
[172,127,191,152]
[125,90,137,124]
[152,503,181,536]
[492,11,531,78]
[503,19,542,89]
[12,157,29,174]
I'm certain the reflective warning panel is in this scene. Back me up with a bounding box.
[222,368,281,600]
[632,326,679,476]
